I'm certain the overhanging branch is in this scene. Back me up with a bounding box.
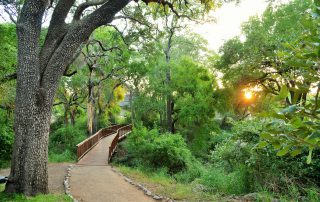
[0,73,17,84]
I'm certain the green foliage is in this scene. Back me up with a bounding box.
[0,23,16,113]
[216,0,316,115]
[49,121,87,162]
[115,165,221,201]
[208,118,320,196]
[258,105,320,163]
[200,166,250,195]
[0,111,13,168]
[255,1,320,162]
[215,0,320,164]
[0,23,17,73]
[0,184,72,202]
[119,127,202,179]
[172,57,216,135]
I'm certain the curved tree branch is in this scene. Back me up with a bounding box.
[72,0,108,22]
[0,72,17,84]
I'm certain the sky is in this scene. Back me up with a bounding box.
[193,0,290,51]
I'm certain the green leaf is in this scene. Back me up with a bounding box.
[257,141,269,149]
[290,148,302,157]
[277,146,290,156]
[270,140,281,149]
[290,117,302,128]
[278,85,289,100]
[272,112,287,120]
[307,130,320,140]
[260,132,273,140]
[307,148,313,164]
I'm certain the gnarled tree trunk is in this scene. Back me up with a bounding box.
[5,0,130,195]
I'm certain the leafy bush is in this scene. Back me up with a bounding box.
[49,124,87,162]
[49,150,75,163]
[208,118,320,197]
[0,111,14,168]
[120,126,202,180]
[200,166,251,195]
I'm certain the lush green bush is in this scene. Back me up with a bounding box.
[49,121,87,162]
[118,126,202,180]
[200,166,251,195]
[0,111,14,168]
[208,118,320,196]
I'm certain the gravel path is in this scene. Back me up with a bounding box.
[70,134,155,202]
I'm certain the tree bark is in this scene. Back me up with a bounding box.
[165,28,174,133]
[70,107,76,126]
[87,76,95,136]
[166,69,173,133]
[6,0,131,195]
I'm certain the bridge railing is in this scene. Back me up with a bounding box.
[108,124,132,162]
[76,124,126,161]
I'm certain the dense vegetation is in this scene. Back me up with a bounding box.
[0,0,320,201]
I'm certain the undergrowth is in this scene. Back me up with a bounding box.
[0,185,72,202]
[113,124,320,201]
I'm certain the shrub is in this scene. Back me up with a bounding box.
[49,125,87,162]
[210,118,320,196]
[122,126,202,179]
[0,111,13,168]
[200,166,251,195]
[49,149,75,163]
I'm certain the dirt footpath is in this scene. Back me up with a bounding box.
[71,134,155,202]
[0,163,70,194]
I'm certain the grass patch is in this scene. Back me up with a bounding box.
[48,150,76,163]
[0,160,11,169]
[0,184,72,202]
[115,165,220,201]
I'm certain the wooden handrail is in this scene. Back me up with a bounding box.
[108,125,132,162]
[76,124,126,161]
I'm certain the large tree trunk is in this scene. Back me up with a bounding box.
[5,0,130,195]
[5,0,51,194]
[6,104,52,195]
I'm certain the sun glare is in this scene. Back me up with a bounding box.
[244,91,253,100]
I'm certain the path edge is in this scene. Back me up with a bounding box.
[111,166,175,202]
[64,164,78,202]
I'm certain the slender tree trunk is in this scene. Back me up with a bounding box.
[129,90,135,124]
[93,109,98,133]
[64,104,69,126]
[70,107,76,126]
[165,29,174,133]
[87,80,95,136]
[166,69,173,133]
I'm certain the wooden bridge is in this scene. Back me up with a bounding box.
[70,124,155,202]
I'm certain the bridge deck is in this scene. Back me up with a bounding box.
[77,133,116,166]
[70,131,155,202]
